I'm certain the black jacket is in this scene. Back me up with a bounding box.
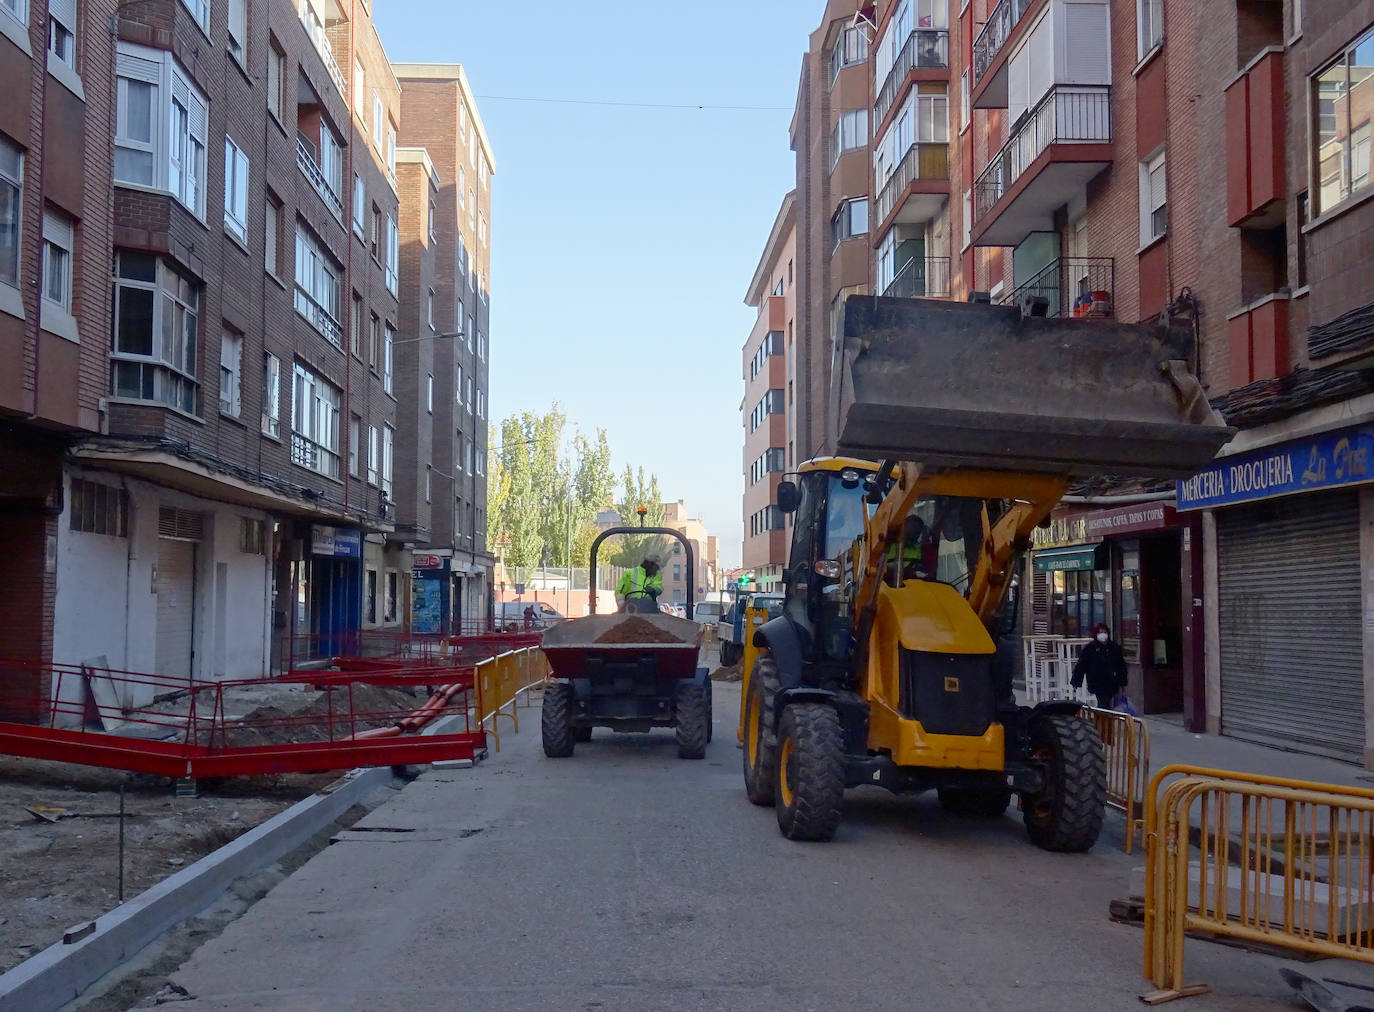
[1071,639,1128,697]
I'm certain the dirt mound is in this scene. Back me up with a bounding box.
[594,617,686,645]
[223,684,437,747]
[709,666,742,682]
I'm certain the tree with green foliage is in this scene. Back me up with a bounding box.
[603,466,675,568]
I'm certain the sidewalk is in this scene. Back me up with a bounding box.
[1143,716,1371,791]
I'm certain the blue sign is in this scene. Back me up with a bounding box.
[332,529,362,558]
[411,573,444,634]
[1177,424,1374,511]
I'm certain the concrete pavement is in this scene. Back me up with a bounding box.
[140,684,1308,1012]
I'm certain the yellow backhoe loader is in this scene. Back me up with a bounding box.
[740,296,1231,848]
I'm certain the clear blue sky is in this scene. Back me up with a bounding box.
[374,1,820,570]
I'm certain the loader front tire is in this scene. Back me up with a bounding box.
[742,655,781,806]
[939,786,1013,819]
[774,703,845,842]
[675,681,708,760]
[541,682,576,758]
[1023,713,1105,852]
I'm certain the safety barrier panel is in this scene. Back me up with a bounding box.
[1082,706,1149,853]
[1142,764,1374,1003]
[740,606,769,681]
[474,646,551,752]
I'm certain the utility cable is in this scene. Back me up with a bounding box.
[474,94,789,112]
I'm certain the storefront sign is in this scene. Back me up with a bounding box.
[311,525,361,558]
[1177,424,1374,511]
[1033,543,1108,573]
[413,554,442,569]
[1032,516,1090,549]
[1083,503,1177,537]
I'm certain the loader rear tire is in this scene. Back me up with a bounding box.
[775,703,845,842]
[1023,713,1105,853]
[939,786,1013,819]
[742,655,781,806]
[572,725,593,743]
[675,681,708,760]
[541,682,576,758]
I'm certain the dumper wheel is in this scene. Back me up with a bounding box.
[572,726,593,743]
[541,682,576,758]
[775,703,845,842]
[938,786,1013,819]
[1023,713,1105,852]
[675,681,708,760]
[742,655,781,806]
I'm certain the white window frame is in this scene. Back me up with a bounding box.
[180,0,209,33]
[352,173,365,237]
[458,166,465,203]
[371,93,383,149]
[291,361,341,479]
[41,206,75,327]
[367,424,378,484]
[348,414,360,475]
[830,198,869,248]
[426,373,433,413]
[294,220,343,345]
[382,424,394,497]
[115,45,209,219]
[223,136,249,241]
[0,137,22,292]
[427,287,434,329]
[353,59,364,121]
[267,41,285,122]
[384,214,398,294]
[227,0,246,62]
[262,352,280,437]
[1140,149,1167,245]
[960,70,970,132]
[219,329,242,417]
[264,193,281,278]
[383,322,394,394]
[1137,0,1163,59]
[829,109,868,169]
[48,0,75,69]
[427,201,436,242]
[111,252,200,414]
[962,189,972,251]
[385,120,396,181]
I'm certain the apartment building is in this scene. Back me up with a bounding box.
[393,64,495,632]
[0,0,438,716]
[742,192,797,593]
[660,500,720,607]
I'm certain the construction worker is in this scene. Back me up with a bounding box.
[888,513,935,582]
[616,552,663,610]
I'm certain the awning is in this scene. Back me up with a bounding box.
[1032,543,1108,573]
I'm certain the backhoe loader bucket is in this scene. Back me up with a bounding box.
[832,296,1232,478]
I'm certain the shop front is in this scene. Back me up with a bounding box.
[1178,423,1373,764]
[277,522,362,661]
[411,553,451,635]
[1030,502,1201,720]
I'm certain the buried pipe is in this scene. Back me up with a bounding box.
[342,680,471,741]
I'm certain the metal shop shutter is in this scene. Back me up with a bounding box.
[1218,490,1363,762]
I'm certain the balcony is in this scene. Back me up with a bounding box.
[972,0,1038,100]
[291,432,341,479]
[294,284,343,347]
[883,257,952,300]
[874,30,950,126]
[1225,48,1286,228]
[996,257,1114,319]
[297,133,343,221]
[874,143,950,232]
[1228,293,1291,386]
[972,85,1111,247]
[299,1,347,98]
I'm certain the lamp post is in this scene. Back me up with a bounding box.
[390,329,464,347]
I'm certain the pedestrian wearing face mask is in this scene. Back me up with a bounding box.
[1071,623,1129,709]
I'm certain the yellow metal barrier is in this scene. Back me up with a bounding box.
[1143,764,1374,1003]
[1082,706,1149,853]
[475,647,550,752]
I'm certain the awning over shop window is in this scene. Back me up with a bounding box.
[1032,543,1108,573]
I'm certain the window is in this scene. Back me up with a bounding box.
[830,22,868,83]
[290,361,341,478]
[1137,0,1162,58]
[1290,0,1302,38]
[368,312,379,368]
[0,137,21,289]
[112,252,199,414]
[352,59,364,120]
[465,375,473,413]
[469,190,476,229]
[69,479,129,537]
[960,70,970,131]
[48,0,74,66]
[1296,191,1309,288]
[426,374,433,412]
[367,424,378,484]
[219,329,242,416]
[673,564,681,582]
[465,439,473,474]
[350,291,362,357]
[223,137,249,241]
[478,213,487,246]
[267,40,285,120]
[369,203,380,256]
[458,167,466,204]
[180,0,208,31]
[455,431,464,471]
[384,214,398,293]
[371,93,383,149]
[425,465,431,503]
[239,517,265,554]
[829,110,868,169]
[384,570,397,622]
[458,100,467,141]
[1313,26,1374,215]
[830,198,868,248]
[115,45,209,218]
[385,120,396,179]
[262,353,280,436]
[348,414,360,475]
[42,207,73,315]
[383,323,394,394]
[264,193,281,278]
[456,363,463,403]
[962,188,972,249]
[352,173,364,236]
[749,389,785,431]
[382,425,393,496]
[1140,150,1167,244]
[294,221,342,344]
[477,389,484,418]
[227,0,246,61]
[2,0,26,25]
[428,201,436,242]
[427,288,434,328]
[476,330,485,360]
[365,569,377,623]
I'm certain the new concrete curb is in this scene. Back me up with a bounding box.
[0,765,395,1012]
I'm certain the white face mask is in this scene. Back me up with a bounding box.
[1096,632,1109,644]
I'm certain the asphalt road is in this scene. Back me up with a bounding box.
[144,683,1308,1012]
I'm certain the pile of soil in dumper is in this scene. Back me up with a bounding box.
[592,617,689,645]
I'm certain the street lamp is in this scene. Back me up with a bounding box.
[390,329,464,348]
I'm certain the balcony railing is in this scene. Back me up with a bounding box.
[299,3,347,97]
[884,257,952,299]
[973,85,1110,222]
[291,432,341,479]
[294,284,343,347]
[997,257,1115,319]
[296,134,343,221]
[875,142,950,226]
[875,30,951,125]
[972,0,1037,85]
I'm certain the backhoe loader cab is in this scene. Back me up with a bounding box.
[739,296,1234,848]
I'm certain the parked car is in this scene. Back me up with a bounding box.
[692,600,724,624]
[494,601,564,631]
[658,602,687,619]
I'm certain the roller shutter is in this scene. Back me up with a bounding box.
[1217,491,1363,762]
